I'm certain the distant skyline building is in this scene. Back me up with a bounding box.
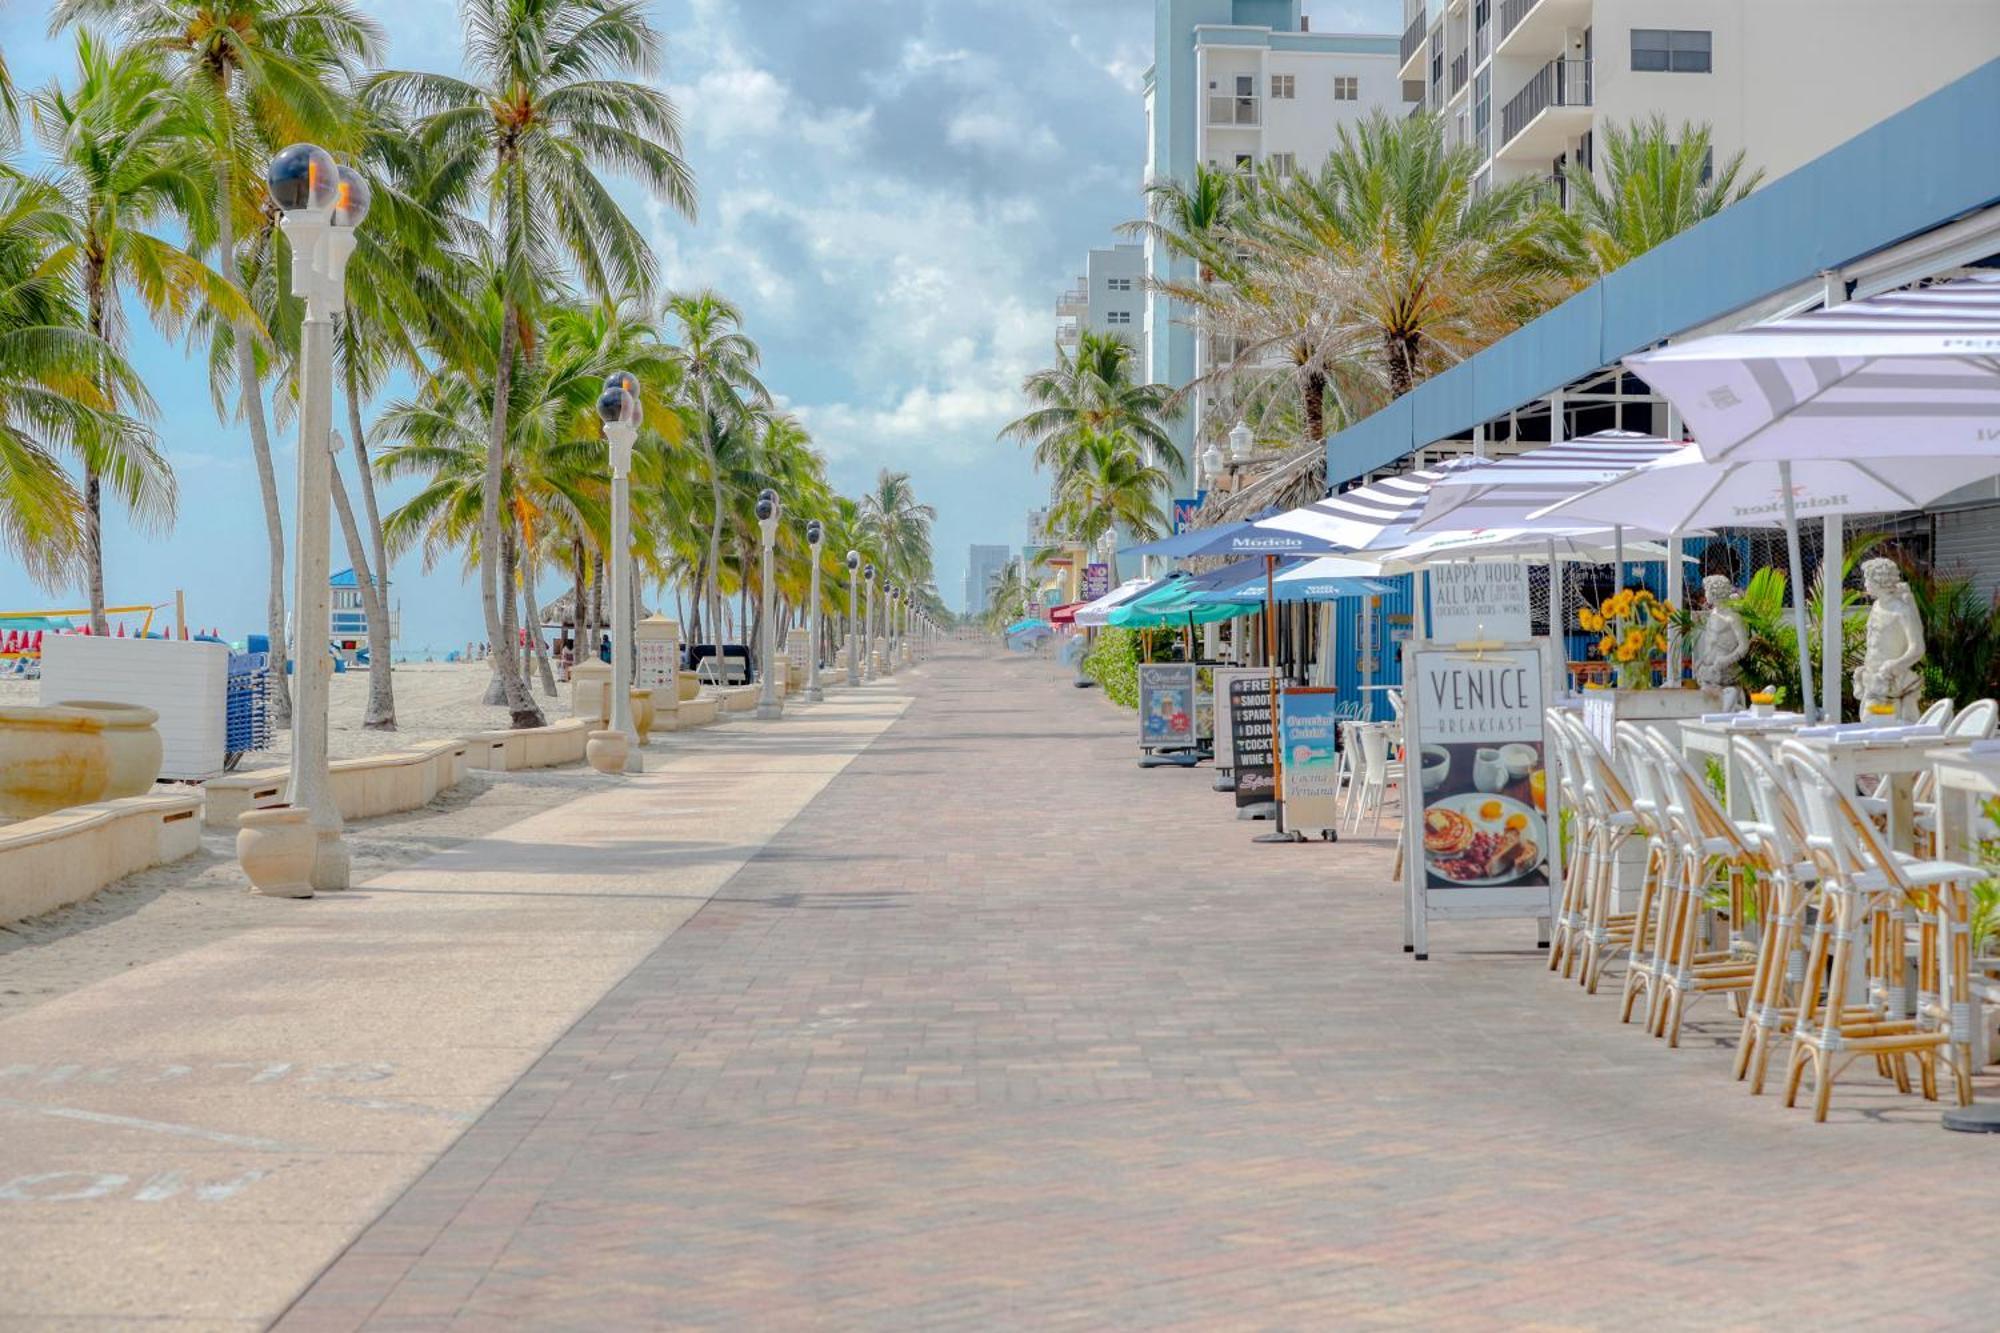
[963,544,1012,617]
[1142,0,1410,471]
[1055,243,1147,352]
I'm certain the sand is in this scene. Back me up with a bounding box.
[0,660,600,1018]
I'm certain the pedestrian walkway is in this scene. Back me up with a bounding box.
[279,647,1999,1329]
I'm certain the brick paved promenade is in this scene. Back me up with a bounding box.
[283,647,1998,1330]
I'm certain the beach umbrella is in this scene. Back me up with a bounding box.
[1625,272,2000,463]
[1533,446,2000,713]
[1250,461,1477,554]
[1120,511,1339,560]
[1072,577,1156,628]
[1410,431,1685,533]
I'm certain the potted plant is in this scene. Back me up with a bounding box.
[1580,588,1673,690]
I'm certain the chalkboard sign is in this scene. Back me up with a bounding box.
[1230,675,1275,809]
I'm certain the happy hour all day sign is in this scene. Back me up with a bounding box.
[1427,563,1531,644]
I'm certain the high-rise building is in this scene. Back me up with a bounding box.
[963,544,1012,617]
[1142,1,1412,463]
[1399,0,2000,199]
[1056,243,1147,351]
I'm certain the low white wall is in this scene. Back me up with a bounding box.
[0,792,203,926]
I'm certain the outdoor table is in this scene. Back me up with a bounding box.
[1789,728,1970,856]
[1679,713,1811,819]
[1930,747,2000,864]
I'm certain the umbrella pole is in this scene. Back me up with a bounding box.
[1614,524,1625,593]
[1822,516,1844,722]
[1256,553,1295,843]
[1777,461,1818,720]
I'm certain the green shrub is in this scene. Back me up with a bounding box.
[1082,628,1140,708]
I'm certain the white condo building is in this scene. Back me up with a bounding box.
[1400,0,2000,199]
[1056,243,1147,351]
[1142,1,1412,467]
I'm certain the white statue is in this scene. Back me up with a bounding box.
[1854,557,1925,721]
[1692,573,1750,710]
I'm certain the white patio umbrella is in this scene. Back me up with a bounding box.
[1533,447,2000,714]
[1071,578,1153,628]
[1411,431,1686,533]
[1368,527,1688,573]
[1251,460,1475,553]
[1625,272,2000,463]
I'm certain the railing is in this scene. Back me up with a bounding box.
[1207,94,1260,127]
[1450,51,1469,95]
[1401,11,1427,66]
[1499,57,1591,147]
[1496,0,1535,46]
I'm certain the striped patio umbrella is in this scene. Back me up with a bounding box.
[1249,461,1476,553]
[1409,431,1686,533]
[1626,271,2000,462]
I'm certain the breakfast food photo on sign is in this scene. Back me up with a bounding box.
[1416,738,1548,889]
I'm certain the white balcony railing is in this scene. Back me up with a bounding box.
[1206,94,1260,128]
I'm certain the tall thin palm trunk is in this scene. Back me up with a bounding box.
[482,298,541,727]
[703,415,725,649]
[327,443,390,718]
[345,356,395,725]
[521,558,556,695]
[83,260,110,636]
[213,143,291,723]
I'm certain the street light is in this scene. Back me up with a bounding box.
[844,550,861,686]
[804,519,824,702]
[599,370,641,767]
[862,562,877,681]
[1228,419,1255,465]
[267,144,364,893]
[1199,438,1225,489]
[755,488,782,719]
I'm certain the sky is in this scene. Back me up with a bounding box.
[0,0,1399,644]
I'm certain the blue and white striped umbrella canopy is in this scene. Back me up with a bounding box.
[1626,271,2000,462]
[1409,431,1686,533]
[1250,461,1475,553]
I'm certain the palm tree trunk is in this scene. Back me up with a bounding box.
[1303,369,1327,442]
[1384,333,1420,399]
[521,558,557,696]
[703,415,725,650]
[570,538,587,675]
[327,442,395,728]
[84,259,109,637]
[482,300,541,728]
[345,352,395,726]
[214,152,292,724]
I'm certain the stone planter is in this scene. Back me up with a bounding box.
[571,659,612,723]
[586,729,629,774]
[0,706,110,819]
[57,700,163,799]
[631,689,655,744]
[677,673,700,703]
[236,805,315,898]
[1579,685,1721,752]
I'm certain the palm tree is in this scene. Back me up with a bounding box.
[1120,161,1242,285]
[661,289,766,648]
[0,173,149,587]
[1560,116,1762,272]
[56,0,386,723]
[1045,431,1169,585]
[1244,111,1578,399]
[1001,330,1184,480]
[34,32,244,633]
[983,557,1031,632]
[859,468,937,591]
[374,0,697,726]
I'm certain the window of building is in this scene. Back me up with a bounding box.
[1106,310,1132,325]
[1106,277,1132,292]
[1270,74,1295,99]
[1234,153,1254,172]
[1235,74,1255,96]
[1631,28,1711,73]
[1334,75,1359,100]
[1270,151,1296,177]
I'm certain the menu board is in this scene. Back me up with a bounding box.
[1210,667,1265,769]
[635,639,677,692]
[1278,688,1342,833]
[1428,563,1531,644]
[1137,663,1197,752]
[1229,674,1276,809]
[1400,641,1559,957]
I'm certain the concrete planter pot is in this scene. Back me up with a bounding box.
[0,705,110,819]
[586,729,629,774]
[236,805,315,898]
[57,700,163,799]
[631,689,655,744]
[677,673,700,703]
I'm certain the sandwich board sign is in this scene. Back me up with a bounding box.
[1210,667,1264,771]
[1278,687,1341,836]
[1137,663,1197,753]
[1229,674,1275,810]
[1400,638,1560,960]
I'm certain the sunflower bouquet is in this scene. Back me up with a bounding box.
[1579,588,1674,690]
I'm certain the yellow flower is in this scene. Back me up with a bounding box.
[1597,635,1615,656]
[1622,628,1645,649]
[1614,645,1637,663]
[1579,609,1602,631]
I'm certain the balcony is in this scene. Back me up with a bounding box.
[1056,283,1087,317]
[1206,94,1260,128]
[1449,51,1469,96]
[1497,57,1592,161]
[1494,0,1592,60]
[1399,11,1427,78]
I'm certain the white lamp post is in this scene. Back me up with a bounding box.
[599,371,641,767]
[845,550,861,686]
[884,585,899,676]
[804,519,825,702]
[270,143,364,892]
[1228,419,1254,465]
[863,563,877,681]
[1199,438,1225,491]
[755,488,782,719]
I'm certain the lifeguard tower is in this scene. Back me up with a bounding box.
[329,569,395,666]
